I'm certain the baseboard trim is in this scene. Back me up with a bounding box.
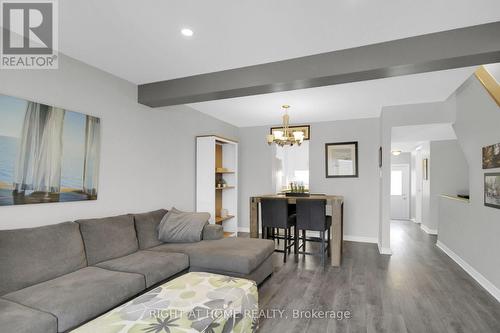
[436,241,500,302]
[420,224,438,235]
[344,235,378,244]
[410,218,419,223]
[237,227,250,233]
[378,243,393,255]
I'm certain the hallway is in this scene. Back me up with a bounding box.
[257,220,500,332]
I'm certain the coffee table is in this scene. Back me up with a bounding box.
[72,272,259,333]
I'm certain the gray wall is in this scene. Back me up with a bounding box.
[238,118,380,241]
[428,140,469,231]
[438,76,500,293]
[0,54,237,229]
[379,102,454,251]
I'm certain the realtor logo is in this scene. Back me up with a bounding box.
[1,0,58,69]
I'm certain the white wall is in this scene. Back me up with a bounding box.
[427,140,469,232]
[238,118,380,242]
[0,54,237,229]
[438,75,500,296]
[410,151,417,220]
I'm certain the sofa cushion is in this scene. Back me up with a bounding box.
[151,238,275,275]
[96,250,189,287]
[133,209,167,249]
[0,298,57,333]
[202,224,224,240]
[3,267,145,333]
[77,214,138,265]
[0,222,87,296]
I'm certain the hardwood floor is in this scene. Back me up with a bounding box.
[252,220,500,332]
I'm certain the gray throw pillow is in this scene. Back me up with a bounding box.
[158,207,210,243]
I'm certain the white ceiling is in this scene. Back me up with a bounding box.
[59,1,500,84]
[392,123,457,143]
[391,123,457,152]
[391,142,425,153]
[485,63,500,83]
[187,67,476,127]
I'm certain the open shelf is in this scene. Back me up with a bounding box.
[215,215,235,224]
[223,232,236,238]
[215,186,235,190]
[215,170,235,174]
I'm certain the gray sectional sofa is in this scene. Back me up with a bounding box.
[0,209,274,333]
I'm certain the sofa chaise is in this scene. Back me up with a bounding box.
[0,209,274,333]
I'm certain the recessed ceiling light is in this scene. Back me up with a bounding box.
[392,150,402,156]
[181,28,194,37]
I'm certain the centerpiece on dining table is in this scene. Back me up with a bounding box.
[283,181,310,197]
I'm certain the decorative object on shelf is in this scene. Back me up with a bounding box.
[423,158,429,180]
[220,208,229,218]
[0,93,100,207]
[216,178,227,188]
[482,143,500,169]
[267,105,309,146]
[484,173,500,209]
[325,141,358,178]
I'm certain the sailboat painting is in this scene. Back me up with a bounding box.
[0,94,100,206]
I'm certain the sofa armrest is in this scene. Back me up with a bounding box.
[202,224,224,240]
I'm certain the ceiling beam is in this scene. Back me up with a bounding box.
[138,21,500,107]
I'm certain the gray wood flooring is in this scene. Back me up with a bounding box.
[249,220,500,333]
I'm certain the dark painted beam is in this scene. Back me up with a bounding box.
[138,21,500,107]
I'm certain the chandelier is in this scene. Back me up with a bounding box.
[266,105,305,146]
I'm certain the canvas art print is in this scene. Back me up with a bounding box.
[0,94,100,206]
[482,143,500,169]
[485,173,500,209]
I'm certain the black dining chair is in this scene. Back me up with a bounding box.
[294,199,331,266]
[261,198,296,263]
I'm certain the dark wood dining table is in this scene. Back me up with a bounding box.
[249,194,344,266]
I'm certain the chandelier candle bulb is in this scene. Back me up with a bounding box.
[267,105,306,146]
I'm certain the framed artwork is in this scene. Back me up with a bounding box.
[484,173,500,209]
[482,143,500,169]
[378,146,383,168]
[325,142,358,178]
[270,125,310,140]
[423,158,429,180]
[0,94,100,206]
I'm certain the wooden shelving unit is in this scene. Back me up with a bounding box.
[196,136,238,237]
[215,215,235,224]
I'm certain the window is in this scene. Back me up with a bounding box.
[273,141,309,193]
[391,170,403,195]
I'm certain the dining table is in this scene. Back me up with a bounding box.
[249,194,344,266]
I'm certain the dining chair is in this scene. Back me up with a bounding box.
[294,199,331,266]
[261,198,296,263]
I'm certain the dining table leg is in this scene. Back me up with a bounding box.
[250,197,259,238]
[330,200,343,267]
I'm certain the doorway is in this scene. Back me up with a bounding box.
[391,164,410,220]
